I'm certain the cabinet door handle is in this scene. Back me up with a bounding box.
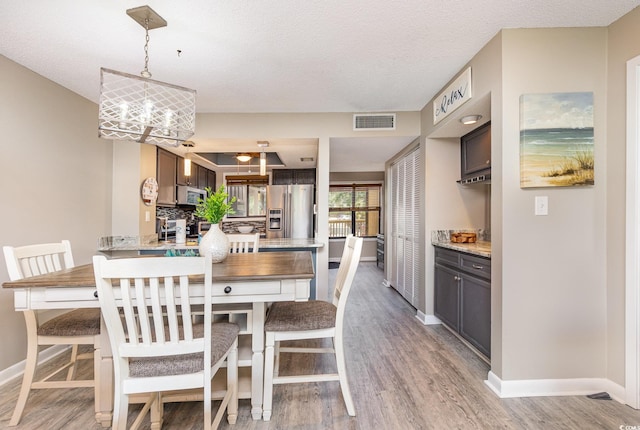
[472,264,484,270]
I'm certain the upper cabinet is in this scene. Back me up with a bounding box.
[157,148,217,206]
[157,148,177,206]
[272,168,316,185]
[459,122,491,184]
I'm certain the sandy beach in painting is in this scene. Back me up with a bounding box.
[520,127,594,188]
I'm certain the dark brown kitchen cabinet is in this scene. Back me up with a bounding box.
[157,147,177,206]
[434,246,491,358]
[206,169,217,190]
[197,165,208,189]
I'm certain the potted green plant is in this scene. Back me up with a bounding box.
[194,185,236,224]
[195,185,237,262]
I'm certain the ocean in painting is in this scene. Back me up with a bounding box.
[520,127,594,188]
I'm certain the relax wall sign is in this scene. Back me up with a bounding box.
[433,67,472,125]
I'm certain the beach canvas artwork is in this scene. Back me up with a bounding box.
[520,92,594,188]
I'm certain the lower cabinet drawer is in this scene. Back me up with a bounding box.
[459,253,491,279]
[212,281,281,297]
[45,287,99,302]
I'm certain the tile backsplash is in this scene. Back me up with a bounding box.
[155,207,266,236]
[432,229,490,243]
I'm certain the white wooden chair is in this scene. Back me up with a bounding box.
[227,233,260,253]
[2,240,101,426]
[262,234,363,421]
[92,254,239,430]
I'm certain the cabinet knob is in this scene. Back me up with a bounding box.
[93,290,98,298]
[486,160,490,164]
[224,286,232,294]
[454,275,461,281]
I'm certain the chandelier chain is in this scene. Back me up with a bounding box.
[142,18,151,78]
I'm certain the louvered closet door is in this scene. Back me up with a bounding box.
[389,146,420,307]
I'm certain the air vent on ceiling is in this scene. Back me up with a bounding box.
[353,113,396,131]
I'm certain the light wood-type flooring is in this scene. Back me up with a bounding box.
[1,262,640,429]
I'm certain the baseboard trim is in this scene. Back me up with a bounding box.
[485,371,627,404]
[0,345,70,387]
[416,311,441,325]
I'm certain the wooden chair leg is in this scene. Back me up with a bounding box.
[262,332,276,421]
[92,338,101,420]
[112,379,129,430]
[334,334,355,416]
[227,342,238,425]
[66,344,79,380]
[149,392,163,430]
[273,340,281,378]
[9,311,39,426]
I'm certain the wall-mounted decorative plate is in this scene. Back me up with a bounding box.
[141,177,158,206]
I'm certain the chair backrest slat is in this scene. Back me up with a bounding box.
[93,255,212,360]
[3,240,74,281]
[228,233,260,254]
[179,276,194,341]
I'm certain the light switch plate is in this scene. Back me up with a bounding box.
[535,196,548,216]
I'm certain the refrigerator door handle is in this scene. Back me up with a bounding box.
[284,190,290,238]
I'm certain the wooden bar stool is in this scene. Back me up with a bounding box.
[3,240,101,426]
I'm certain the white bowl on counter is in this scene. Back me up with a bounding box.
[237,225,253,234]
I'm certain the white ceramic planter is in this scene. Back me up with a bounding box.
[198,223,229,263]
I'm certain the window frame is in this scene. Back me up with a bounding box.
[329,183,382,238]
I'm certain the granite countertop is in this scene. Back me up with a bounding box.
[432,240,491,258]
[259,238,324,249]
[97,235,323,252]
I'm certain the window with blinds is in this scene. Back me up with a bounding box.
[225,175,268,217]
[329,184,381,238]
[388,146,421,307]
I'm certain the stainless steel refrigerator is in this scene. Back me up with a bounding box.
[266,184,315,239]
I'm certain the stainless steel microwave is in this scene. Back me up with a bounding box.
[176,186,206,206]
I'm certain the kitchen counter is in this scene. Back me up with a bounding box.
[98,235,324,298]
[432,240,491,258]
[259,238,324,249]
[97,235,323,252]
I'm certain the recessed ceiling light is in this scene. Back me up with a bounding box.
[460,115,482,125]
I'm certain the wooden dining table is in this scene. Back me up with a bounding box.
[2,251,315,426]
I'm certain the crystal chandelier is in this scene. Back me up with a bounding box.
[98,5,196,147]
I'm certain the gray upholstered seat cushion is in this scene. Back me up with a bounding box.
[128,322,239,378]
[38,308,101,337]
[264,301,336,332]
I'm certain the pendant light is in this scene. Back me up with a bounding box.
[98,5,196,147]
[258,141,269,176]
[183,141,194,176]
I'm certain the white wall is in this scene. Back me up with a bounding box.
[500,27,608,380]
[421,24,624,386]
[0,55,112,370]
[607,6,640,386]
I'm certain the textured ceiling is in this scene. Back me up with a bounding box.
[1,1,638,171]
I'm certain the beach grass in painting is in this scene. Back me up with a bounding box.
[520,92,594,188]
